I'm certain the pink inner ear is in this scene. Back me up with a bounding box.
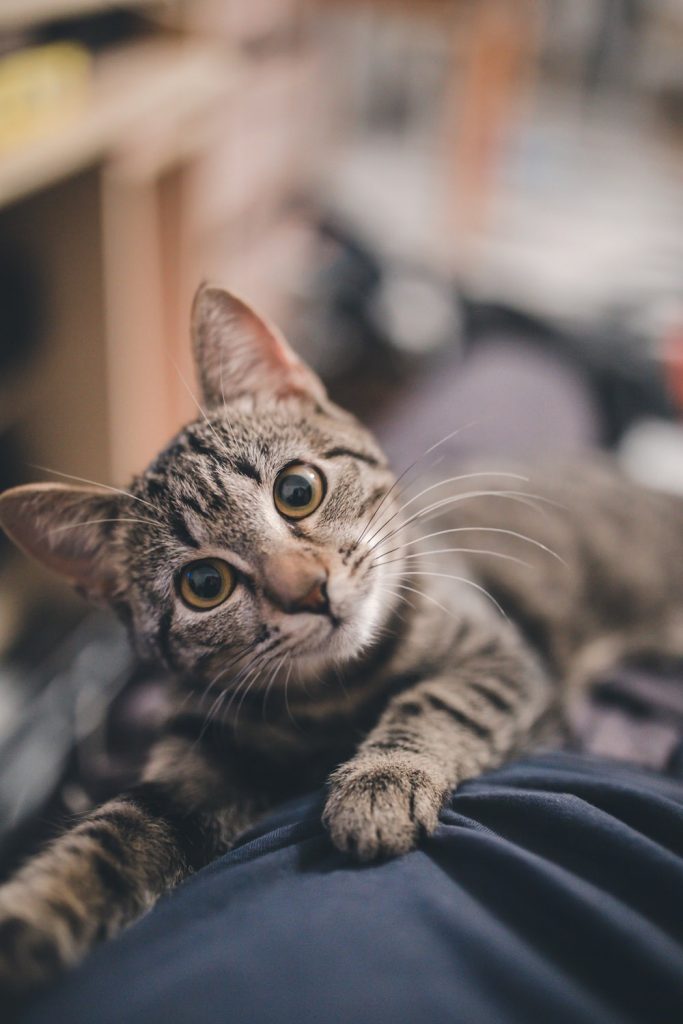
[247,309,302,375]
[192,285,327,405]
[0,484,118,600]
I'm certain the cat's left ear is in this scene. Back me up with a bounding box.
[0,484,124,603]
[191,284,327,407]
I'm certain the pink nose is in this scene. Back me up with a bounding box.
[264,553,330,615]
[294,579,329,614]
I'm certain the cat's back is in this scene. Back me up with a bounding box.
[408,457,683,666]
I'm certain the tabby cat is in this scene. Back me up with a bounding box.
[2,285,683,996]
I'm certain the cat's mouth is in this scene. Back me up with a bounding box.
[260,576,384,668]
[273,577,345,636]
[283,589,385,666]
[319,607,343,631]
[284,608,343,650]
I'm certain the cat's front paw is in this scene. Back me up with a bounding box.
[323,755,446,862]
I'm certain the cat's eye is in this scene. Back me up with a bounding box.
[179,558,234,610]
[274,463,325,520]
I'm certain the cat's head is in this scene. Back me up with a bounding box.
[0,286,402,695]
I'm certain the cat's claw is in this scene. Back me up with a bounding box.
[323,756,445,861]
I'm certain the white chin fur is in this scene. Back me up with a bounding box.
[287,582,391,685]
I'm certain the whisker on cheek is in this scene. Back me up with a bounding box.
[368,489,564,554]
[262,656,285,722]
[196,640,255,708]
[371,548,532,571]
[381,570,508,619]
[353,420,484,547]
[372,525,567,567]
[364,471,529,549]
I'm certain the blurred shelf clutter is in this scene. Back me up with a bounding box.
[0,2,161,31]
[0,38,234,208]
[0,41,91,157]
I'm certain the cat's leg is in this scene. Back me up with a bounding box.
[0,728,267,996]
[568,607,683,689]
[324,625,553,861]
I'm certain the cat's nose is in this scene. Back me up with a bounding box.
[264,554,330,616]
[295,578,329,614]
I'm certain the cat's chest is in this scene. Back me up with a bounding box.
[224,682,391,760]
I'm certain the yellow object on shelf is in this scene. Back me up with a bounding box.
[0,42,91,154]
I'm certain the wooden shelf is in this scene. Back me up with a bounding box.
[0,0,161,30]
[0,38,236,210]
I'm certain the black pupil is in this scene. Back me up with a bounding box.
[279,474,313,508]
[187,563,223,600]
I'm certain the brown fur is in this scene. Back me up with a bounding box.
[1,285,683,995]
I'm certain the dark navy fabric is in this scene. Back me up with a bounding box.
[19,753,683,1024]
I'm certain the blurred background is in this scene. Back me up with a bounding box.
[2,0,683,875]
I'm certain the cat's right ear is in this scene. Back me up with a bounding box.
[0,484,123,603]
[191,284,327,407]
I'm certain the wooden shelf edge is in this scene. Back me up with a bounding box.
[0,0,161,31]
[0,39,237,210]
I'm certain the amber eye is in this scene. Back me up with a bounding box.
[274,464,325,520]
[179,558,234,610]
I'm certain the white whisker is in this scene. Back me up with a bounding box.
[29,464,159,514]
[234,653,277,728]
[373,547,532,570]
[202,643,273,737]
[262,656,285,721]
[196,642,254,710]
[332,664,350,700]
[222,660,262,725]
[370,489,564,552]
[374,586,418,623]
[198,686,231,743]
[355,420,482,545]
[219,347,235,436]
[283,659,299,730]
[387,580,457,619]
[227,648,271,705]
[365,471,528,547]
[48,517,162,535]
[373,525,567,566]
[169,356,235,462]
[382,570,507,618]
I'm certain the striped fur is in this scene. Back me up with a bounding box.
[2,286,683,994]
